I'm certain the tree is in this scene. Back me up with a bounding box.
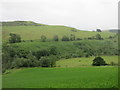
[70,34,75,41]
[39,57,50,67]
[96,29,102,32]
[61,35,70,41]
[26,52,39,67]
[96,34,103,40]
[92,57,107,66]
[9,33,21,43]
[33,49,50,59]
[108,36,113,39]
[49,46,57,55]
[49,55,57,67]
[41,35,46,42]
[53,35,59,41]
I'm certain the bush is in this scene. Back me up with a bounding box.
[33,49,50,59]
[95,34,103,40]
[76,38,82,40]
[49,46,57,55]
[61,35,70,41]
[9,33,21,43]
[53,35,59,41]
[39,57,51,67]
[110,61,117,66]
[96,29,102,32]
[41,35,47,42]
[49,55,57,67]
[92,57,107,66]
[70,34,75,41]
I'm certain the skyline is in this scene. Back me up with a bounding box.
[0,0,119,31]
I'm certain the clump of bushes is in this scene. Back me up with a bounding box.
[61,35,70,41]
[53,35,59,41]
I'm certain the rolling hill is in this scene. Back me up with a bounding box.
[2,21,115,41]
[103,29,120,33]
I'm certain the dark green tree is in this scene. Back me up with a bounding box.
[53,35,59,41]
[61,35,70,41]
[70,34,75,41]
[96,34,103,40]
[92,57,107,66]
[9,33,21,43]
[39,57,50,67]
[49,46,57,55]
[96,29,102,32]
[41,35,46,42]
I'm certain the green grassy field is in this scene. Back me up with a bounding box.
[56,56,118,68]
[3,67,118,88]
[2,25,115,41]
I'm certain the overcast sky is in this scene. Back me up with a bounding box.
[0,0,119,30]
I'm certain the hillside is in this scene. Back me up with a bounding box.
[2,21,115,41]
[1,21,45,26]
[56,56,118,67]
[103,29,120,33]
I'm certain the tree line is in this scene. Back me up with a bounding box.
[8,33,107,43]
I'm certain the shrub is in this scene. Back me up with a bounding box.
[95,34,103,40]
[110,61,117,66]
[41,35,47,42]
[70,34,75,41]
[39,57,51,67]
[9,33,21,43]
[33,49,50,59]
[49,46,57,55]
[96,29,102,32]
[76,38,82,40]
[53,35,59,41]
[61,35,70,41]
[92,57,107,66]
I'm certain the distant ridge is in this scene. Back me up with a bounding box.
[108,29,120,33]
[1,21,46,26]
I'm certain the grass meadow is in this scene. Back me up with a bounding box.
[2,26,115,42]
[3,66,118,88]
[56,56,118,67]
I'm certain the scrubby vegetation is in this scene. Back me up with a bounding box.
[2,32,119,73]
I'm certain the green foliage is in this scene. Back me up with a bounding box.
[49,46,57,55]
[61,35,70,41]
[2,39,118,71]
[96,29,102,32]
[9,33,21,43]
[53,35,59,41]
[96,34,103,40]
[92,57,107,66]
[39,56,57,67]
[76,38,82,40]
[33,49,50,59]
[11,53,39,68]
[41,35,47,42]
[70,34,75,41]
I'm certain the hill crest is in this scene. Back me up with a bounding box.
[1,21,46,26]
